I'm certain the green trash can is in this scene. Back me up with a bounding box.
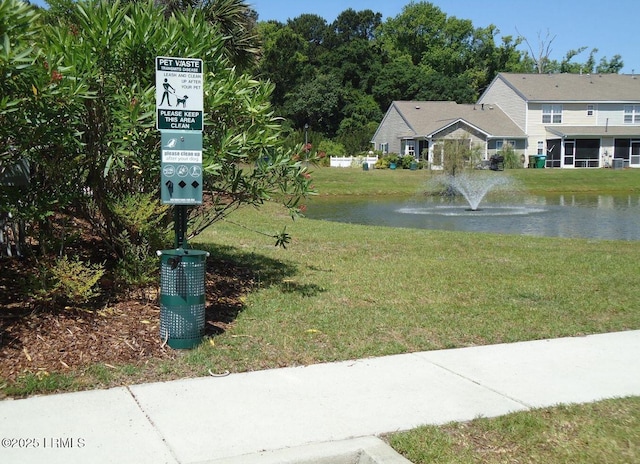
[158,248,209,349]
[536,155,546,168]
[362,162,369,171]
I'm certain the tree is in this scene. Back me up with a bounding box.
[286,13,329,64]
[414,71,477,103]
[596,55,624,74]
[439,138,481,176]
[517,28,556,73]
[371,56,425,109]
[376,2,524,104]
[329,8,382,45]
[378,1,448,66]
[517,29,624,75]
[3,0,315,279]
[257,24,311,107]
[199,0,260,71]
[1,0,84,255]
[323,37,381,92]
[115,0,261,71]
[282,72,344,136]
[337,91,381,154]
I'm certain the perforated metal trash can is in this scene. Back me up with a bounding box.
[158,248,209,349]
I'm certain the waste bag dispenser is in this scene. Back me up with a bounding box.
[158,248,209,349]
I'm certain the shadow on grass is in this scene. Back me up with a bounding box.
[200,243,325,336]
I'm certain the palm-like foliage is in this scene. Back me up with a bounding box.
[155,0,260,70]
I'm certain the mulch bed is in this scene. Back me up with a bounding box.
[0,254,253,384]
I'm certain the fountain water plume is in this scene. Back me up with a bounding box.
[442,172,512,211]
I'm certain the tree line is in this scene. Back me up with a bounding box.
[252,2,624,153]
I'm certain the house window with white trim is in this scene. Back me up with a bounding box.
[542,104,562,124]
[406,140,415,156]
[587,104,594,116]
[537,141,544,155]
[624,105,640,124]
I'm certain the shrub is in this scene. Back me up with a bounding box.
[400,155,415,169]
[107,193,170,286]
[47,256,105,305]
[375,153,400,169]
[501,144,523,169]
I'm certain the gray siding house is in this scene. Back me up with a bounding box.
[371,100,526,169]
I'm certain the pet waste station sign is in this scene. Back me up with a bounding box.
[160,131,203,205]
[156,56,203,131]
[156,56,204,205]
[155,56,208,352]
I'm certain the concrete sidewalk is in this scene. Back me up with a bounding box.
[1,330,639,464]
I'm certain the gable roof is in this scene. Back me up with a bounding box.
[492,72,640,102]
[392,101,526,138]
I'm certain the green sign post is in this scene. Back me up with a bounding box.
[156,56,207,349]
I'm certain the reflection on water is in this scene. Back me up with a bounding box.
[306,194,640,241]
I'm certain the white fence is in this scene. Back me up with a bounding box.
[330,155,379,168]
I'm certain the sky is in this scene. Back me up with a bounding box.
[251,0,639,74]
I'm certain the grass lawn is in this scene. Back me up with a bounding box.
[388,396,640,464]
[309,166,640,196]
[3,167,639,461]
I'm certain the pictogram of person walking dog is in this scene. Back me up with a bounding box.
[160,78,189,107]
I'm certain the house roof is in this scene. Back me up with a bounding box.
[493,73,640,102]
[392,101,526,138]
[546,126,640,137]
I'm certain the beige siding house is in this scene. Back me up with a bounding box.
[478,73,640,168]
[371,101,526,169]
[373,72,640,168]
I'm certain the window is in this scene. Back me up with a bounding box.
[495,140,503,151]
[624,105,640,124]
[537,141,544,155]
[406,140,415,156]
[587,105,594,116]
[379,143,388,154]
[542,104,562,124]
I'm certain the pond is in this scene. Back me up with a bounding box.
[305,194,640,241]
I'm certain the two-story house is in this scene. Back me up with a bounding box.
[478,73,640,168]
[371,73,640,168]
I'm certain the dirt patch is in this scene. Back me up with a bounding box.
[0,255,254,385]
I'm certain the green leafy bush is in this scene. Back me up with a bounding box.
[107,193,170,286]
[400,155,415,169]
[47,256,105,304]
[501,144,524,169]
[375,153,399,169]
